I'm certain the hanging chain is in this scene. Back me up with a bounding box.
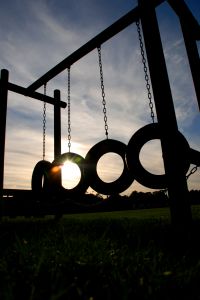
[186,165,198,180]
[162,164,198,194]
[97,46,109,139]
[42,83,47,160]
[67,67,71,152]
[162,164,198,195]
[135,20,200,187]
[136,20,155,123]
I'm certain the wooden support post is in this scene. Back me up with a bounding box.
[54,89,62,186]
[139,0,192,228]
[54,90,61,159]
[180,20,200,111]
[0,69,9,192]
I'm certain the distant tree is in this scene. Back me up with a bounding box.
[129,190,168,209]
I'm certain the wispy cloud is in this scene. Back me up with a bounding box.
[1,0,200,193]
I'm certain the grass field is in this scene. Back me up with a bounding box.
[1,206,200,300]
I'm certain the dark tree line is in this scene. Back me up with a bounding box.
[103,190,169,210]
[3,189,200,216]
[80,190,200,211]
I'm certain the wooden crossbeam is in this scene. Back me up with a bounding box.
[27,0,200,92]
[27,0,166,92]
[8,82,66,108]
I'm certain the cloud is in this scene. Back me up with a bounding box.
[1,0,200,193]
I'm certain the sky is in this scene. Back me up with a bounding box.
[0,0,200,195]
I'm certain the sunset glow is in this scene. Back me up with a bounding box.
[1,0,199,193]
[61,160,81,189]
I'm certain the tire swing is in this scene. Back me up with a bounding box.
[126,21,191,189]
[84,46,134,195]
[126,123,191,189]
[31,84,52,194]
[49,67,89,197]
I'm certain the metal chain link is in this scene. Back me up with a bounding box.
[97,46,109,139]
[67,67,71,152]
[162,166,198,195]
[136,20,200,186]
[136,20,155,123]
[43,83,47,160]
[186,165,198,180]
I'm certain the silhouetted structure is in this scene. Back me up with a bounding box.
[0,0,200,229]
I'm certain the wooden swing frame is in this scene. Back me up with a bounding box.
[0,0,199,226]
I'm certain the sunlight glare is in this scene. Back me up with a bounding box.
[61,160,81,189]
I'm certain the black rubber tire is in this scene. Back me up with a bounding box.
[126,123,190,189]
[84,139,134,195]
[31,160,52,192]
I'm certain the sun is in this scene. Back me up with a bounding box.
[61,160,81,189]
